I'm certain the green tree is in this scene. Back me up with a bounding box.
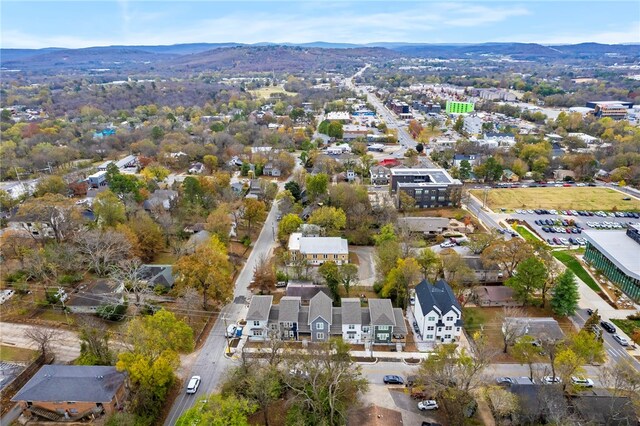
[305,173,329,201]
[382,257,421,308]
[506,257,547,305]
[340,263,359,296]
[416,248,441,281]
[318,261,341,300]
[551,270,580,316]
[570,330,605,365]
[242,198,267,235]
[151,125,164,141]
[35,175,67,197]
[308,206,346,235]
[284,181,302,201]
[203,155,218,172]
[106,163,142,200]
[174,235,233,309]
[327,121,343,139]
[459,159,471,180]
[556,348,585,391]
[398,191,416,212]
[453,115,464,133]
[375,239,401,280]
[93,190,126,227]
[176,394,255,426]
[318,119,330,135]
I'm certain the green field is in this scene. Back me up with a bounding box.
[470,187,640,211]
[249,86,295,99]
[514,225,540,243]
[0,345,37,363]
[552,250,601,293]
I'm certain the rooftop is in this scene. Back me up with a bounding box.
[247,295,273,321]
[584,229,640,280]
[12,365,125,403]
[296,235,349,255]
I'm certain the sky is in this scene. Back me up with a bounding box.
[1,1,639,49]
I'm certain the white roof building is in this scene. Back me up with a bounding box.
[326,111,351,121]
[288,233,349,266]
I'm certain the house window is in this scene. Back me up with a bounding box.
[362,326,370,333]
[348,324,355,330]
[288,331,295,338]
[253,320,260,327]
[253,330,263,336]
[316,332,325,340]
[316,322,324,330]
[426,334,434,339]
[445,326,452,331]
[378,333,389,341]
[444,334,451,339]
[324,254,328,259]
[427,316,436,322]
[427,326,435,331]
[446,316,453,321]
[378,326,389,331]
[438,327,442,331]
[456,327,460,332]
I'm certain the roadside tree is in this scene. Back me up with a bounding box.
[506,256,547,305]
[551,270,580,316]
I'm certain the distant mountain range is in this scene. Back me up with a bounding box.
[1,42,638,75]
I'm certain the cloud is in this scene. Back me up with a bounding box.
[497,21,640,45]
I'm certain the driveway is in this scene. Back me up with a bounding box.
[352,246,376,286]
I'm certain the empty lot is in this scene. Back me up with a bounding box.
[470,187,640,211]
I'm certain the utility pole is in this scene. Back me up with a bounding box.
[482,188,489,209]
[223,316,231,355]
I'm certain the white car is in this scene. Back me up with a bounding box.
[612,334,629,346]
[418,400,439,411]
[440,241,455,248]
[571,377,594,387]
[186,376,201,394]
[225,324,238,338]
[543,376,562,384]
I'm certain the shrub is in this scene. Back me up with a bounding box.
[153,284,168,295]
[627,312,640,321]
[276,270,289,282]
[4,270,27,283]
[241,235,252,247]
[58,274,83,285]
[96,303,127,321]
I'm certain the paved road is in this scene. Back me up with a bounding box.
[164,195,281,425]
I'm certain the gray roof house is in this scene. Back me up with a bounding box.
[143,189,178,211]
[505,317,565,344]
[397,217,450,235]
[246,295,273,338]
[277,296,302,340]
[368,299,407,344]
[67,280,124,314]
[307,292,334,342]
[139,264,174,290]
[12,365,127,420]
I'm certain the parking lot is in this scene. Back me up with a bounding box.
[510,209,640,247]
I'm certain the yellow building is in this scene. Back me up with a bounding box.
[288,233,349,265]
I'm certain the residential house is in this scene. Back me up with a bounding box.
[274,296,301,340]
[368,299,407,344]
[248,179,263,199]
[306,292,334,342]
[370,165,391,185]
[506,384,566,425]
[397,217,450,235]
[553,169,576,181]
[288,233,349,265]
[504,317,565,345]
[346,170,356,182]
[228,156,243,167]
[188,162,205,174]
[286,282,332,302]
[452,154,479,168]
[567,132,599,145]
[464,257,505,283]
[482,132,516,148]
[462,115,483,135]
[473,286,520,307]
[431,138,456,152]
[87,171,107,188]
[231,182,245,195]
[413,279,463,344]
[12,365,126,421]
[67,280,124,314]
[97,155,138,172]
[341,298,363,343]
[263,162,282,177]
[138,264,174,291]
[143,189,178,211]
[246,295,273,339]
[502,169,520,182]
[7,216,56,239]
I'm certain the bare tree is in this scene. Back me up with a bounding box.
[174,287,201,326]
[110,257,149,306]
[498,307,528,353]
[74,229,133,275]
[26,327,58,359]
[76,316,115,365]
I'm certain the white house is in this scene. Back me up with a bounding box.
[288,233,349,265]
[413,279,462,344]
[341,298,363,342]
[246,295,273,339]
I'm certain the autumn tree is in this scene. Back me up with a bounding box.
[468,230,500,255]
[340,263,358,296]
[205,204,232,243]
[128,211,165,262]
[556,348,585,391]
[174,235,233,309]
[26,327,57,359]
[551,270,580,316]
[506,256,547,305]
[398,191,416,212]
[277,213,303,244]
[570,330,605,365]
[241,198,267,235]
[512,335,543,380]
[416,247,441,281]
[15,194,82,243]
[308,206,346,235]
[305,173,329,201]
[0,230,35,268]
[252,255,277,294]
[93,190,126,228]
[141,163,170,182]
[440,250,474,303]
[481,238,533,277]
[382,257,421,309]
[34,175,67,197]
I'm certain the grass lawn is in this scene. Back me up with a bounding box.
[249,86,295,99]
[515,225,540,243]
[152,250,178,265]
[470,187,640,212]
[611,319,640,344]
[0,344,37,363]
[37,309,73,324]
[552,251,601,292]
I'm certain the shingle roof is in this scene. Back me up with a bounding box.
[341,298,362,325]
[286,283,331,301]
[246,295,273,321]
[368,299,396,326]
[415,279,461,316]
[278,297,301,323]
[392,309,408,335]
[12,365,125,403]
[331,308,342,334]
[308,292,333,325]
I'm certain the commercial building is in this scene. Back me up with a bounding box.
[463,115,483,135]
[390,168,462,209]
[445,101,475,114]
[586,101,633,120]
[412,101,441,115]
[97,154,138,172]
[288,233,349,265]
[584,225,640,301]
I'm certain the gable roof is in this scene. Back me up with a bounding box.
[12,365,125,403]
[247,295,273,321]
[308,292,333,325]
[341,298,362,325]
[278,296,301,323]
[415,279,461,316]
[286,283,331,301]
[139,264,174,289]
[368,299,396,326]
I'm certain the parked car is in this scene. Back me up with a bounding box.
[186,376,201,394]
[418,400,439,411]
[586,308,593,315]
[496,377,514,385]
[226,324,238,337]
[612,334,629,346]
[571,377,594,387]
[383,375,404,385]
[275,281,287,288]
[413,321,420,333]
[440,241,456,248]
[421,423,443,426]
[600,321,616,333]
[543,376,562,384]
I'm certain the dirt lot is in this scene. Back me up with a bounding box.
[470,187,640,211]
